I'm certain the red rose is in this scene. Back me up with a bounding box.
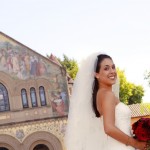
[132,118,150,141]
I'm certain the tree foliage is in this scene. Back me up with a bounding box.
[117,68,144,104]
[128,84,144,104]
[58,54,78,79]
[117,69,132,104]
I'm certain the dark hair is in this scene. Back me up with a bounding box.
[92,54,112,117]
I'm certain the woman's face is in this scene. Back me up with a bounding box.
[96,58,117,86]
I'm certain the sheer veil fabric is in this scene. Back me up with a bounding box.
[64,52,119,150]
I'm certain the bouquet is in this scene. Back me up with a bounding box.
[132,118,150,150]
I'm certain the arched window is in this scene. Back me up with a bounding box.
[21,89,28,108]
[39,86,46,106]
[0,83,10,112]
[30,87,38,107]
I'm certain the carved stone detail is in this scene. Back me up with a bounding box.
[0,117,67,144]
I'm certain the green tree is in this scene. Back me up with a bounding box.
[117,69,132,104]
[117,68,144,104]
[128,84,144,104]
[58,54,78,79]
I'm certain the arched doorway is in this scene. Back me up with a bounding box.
[23,131,63,150]
[0,134,21,150]
[33,144,49,150]
[0,148,9,150]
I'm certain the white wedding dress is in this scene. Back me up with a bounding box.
[84,102,135,150]
[101,102,135,150]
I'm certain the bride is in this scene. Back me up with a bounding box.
[65,52,147,150]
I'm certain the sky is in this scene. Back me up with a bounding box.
[1,0,150,102]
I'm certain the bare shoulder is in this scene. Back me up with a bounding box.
[97,89,116,106]
[97,89,117,116]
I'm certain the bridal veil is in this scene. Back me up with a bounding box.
[65,52,119,150]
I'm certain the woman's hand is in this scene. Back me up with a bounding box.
[135,141,147,150]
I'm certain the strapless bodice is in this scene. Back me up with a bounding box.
[99,102,135,150]
[115,102,132,136]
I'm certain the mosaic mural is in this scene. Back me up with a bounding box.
[0,41,58,80]
[0,40,69,116]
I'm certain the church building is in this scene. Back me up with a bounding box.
[0,32,69,150]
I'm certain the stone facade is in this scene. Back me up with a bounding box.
[0,32,69,150]
[0,118,67,150]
